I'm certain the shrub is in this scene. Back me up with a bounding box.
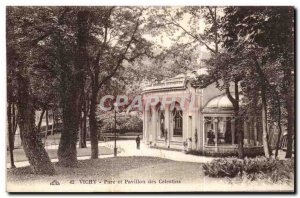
[203,157,294,184]
[243,157,277,174]
[203,158,243,178]
[119,114,143,133]
[98,112,142,134]
[269,158,294,183]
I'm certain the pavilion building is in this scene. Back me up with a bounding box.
[141,68,264,156]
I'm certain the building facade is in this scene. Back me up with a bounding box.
[142,68,264,156]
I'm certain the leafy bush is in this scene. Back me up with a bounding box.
[119,114,143,133]
[269,158,294,183]
[98,112,142,134]
[203,157,294,184]
[243,157,277,174]
[203,158,243,178]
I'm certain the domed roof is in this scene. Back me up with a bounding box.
[202,93,244,113]
[205,94,234,109]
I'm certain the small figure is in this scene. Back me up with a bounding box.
[136,135,140,149]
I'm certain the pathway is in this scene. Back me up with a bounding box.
[8,140,215,168]
[8,140,289,168]
[102,140,215,163]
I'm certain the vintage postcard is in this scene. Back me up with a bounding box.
[6,6,295,192]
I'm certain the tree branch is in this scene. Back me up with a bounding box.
[29,8,70,48]
[225,86,238,109]
[207,7,216,22]
[90,7,115,87]
[165,15,217,54]
[98,18,140,89]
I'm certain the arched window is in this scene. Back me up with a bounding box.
[172,105,183,136]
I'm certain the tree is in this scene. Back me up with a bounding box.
[54,8,90,166]
[194,53,245,158]
[8,7,86,167]
[7,7,56,174]
[79,90,89,148]
[44,109,49,145]
[7,100,17,168]
[7,59,18,168]
[86,7,153,159]
[222,7,294,158]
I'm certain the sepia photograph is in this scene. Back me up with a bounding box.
[5,5,295,193]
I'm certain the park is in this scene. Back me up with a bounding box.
[6,6,295,192]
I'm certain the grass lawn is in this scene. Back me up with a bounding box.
[8,146,114,162]
[7,156,293,192]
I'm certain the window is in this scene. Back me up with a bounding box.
[173,108,183,136]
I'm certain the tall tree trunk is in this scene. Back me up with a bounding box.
[82,99,88,148]
[234,81,244,159]
[285,68,294,158]
[275,95,283,158]
[79,113,83,148]
[285,95,294,158]
[17,76,55,175]
[44,109,49,146]
[226,81,244,158]
[51,110,55,136]
[12,103,17,144]
[236,116,244,158]
[253,59,271,158]
[58,98,80,167]
[275,121,283,158]
[37,108,46,134]
[89,90,98,159]
[261,88,271,158]
[79,96,87,148]
[57,10,89,166]
[7,102,16,168]
[252,94,260,146]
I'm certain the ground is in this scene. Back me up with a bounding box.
[9,146,114,162]
[7,156,293,192]
[7,140,294,192]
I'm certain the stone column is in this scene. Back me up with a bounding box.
[165,105,170,148]
[203,117,207,146]
[213,117,218,151]
[152,107,157,146]
[168,108,172,148]
[231,118,235,145]
[144,109,149,144]
[143,108,145,142]
[149,109,153,144]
